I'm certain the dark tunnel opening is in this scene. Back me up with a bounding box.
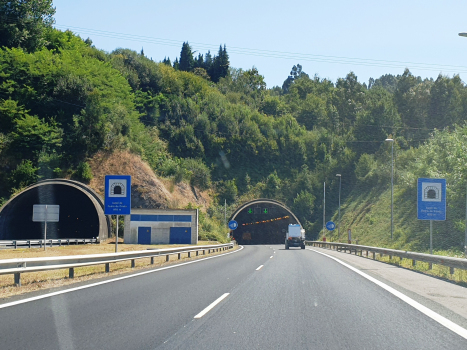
[0,184,100,240]
[231,203,299,245]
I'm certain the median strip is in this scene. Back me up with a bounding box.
[194,293,230,319]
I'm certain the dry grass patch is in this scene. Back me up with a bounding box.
[0,239,236,299]
[375,254,467,287]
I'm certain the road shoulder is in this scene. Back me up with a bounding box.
[307,246,467,329]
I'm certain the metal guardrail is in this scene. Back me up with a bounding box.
[0,243,234,286]
[306,241,467,274]
[0,238,98,249]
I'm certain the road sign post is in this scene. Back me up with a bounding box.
[33,205,59,251]
[417,178,446,254]
[105,175,131,252]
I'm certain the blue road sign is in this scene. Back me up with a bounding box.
[326,221,336,231]
[417,178,446,221]
[228,220,238,230]
[105,175,131,215]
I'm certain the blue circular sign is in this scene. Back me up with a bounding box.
[326,221,336,231]
[228,220,238,230]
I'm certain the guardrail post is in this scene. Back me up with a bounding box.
[14,240,17,249]
[208,249,210,254]
[28,240,31,248]
[450,267,455,275]
[131,260,135,268]
[188,252,191,258]
[196,251,199,256]
[50,239,53,247]
[14,273,21,287]
[105,263,110,273]
[150,257,154,264]
[67,239,70,246]
[166,255,169,262]
[429,263,433,270]
[40,241,42,248]
[203,250,205,255]
[59,239,62,247]
[178,253,181,260]
[412,259,416,267]
[69,268,74,279]
[389,255,393,260]
[372,252,376,260]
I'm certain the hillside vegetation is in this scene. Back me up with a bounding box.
[2,1,467,251]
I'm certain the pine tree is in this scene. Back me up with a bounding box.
[162,57,172,66]
[219,44,230,79]
[204,51,212,72]
[173,57,180,70]
[194,53,204,69]
[179,42,194,72]
[140,47,144,56]
[210,45,230,83]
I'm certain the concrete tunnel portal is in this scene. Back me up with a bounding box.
[229,199,301,245]
[0,179,109,241]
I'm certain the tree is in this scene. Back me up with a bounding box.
[173,57,179,70]
[0,0,56,52]
[162,57,171,66]
[179,42,194,72]
[210,45,229,82]
[282,64,308,93]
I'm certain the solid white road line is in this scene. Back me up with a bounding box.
[256,265,264,271]
[270,256,273,258]
[194,293,230,319]
[308,248,467,340]
[0,246,244,310]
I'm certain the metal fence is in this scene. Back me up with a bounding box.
[306,241,467,274]
[0,238,98,249]
[0,243,235,286]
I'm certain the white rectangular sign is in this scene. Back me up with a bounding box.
[33,205,60,222]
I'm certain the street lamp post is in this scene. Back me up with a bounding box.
[385,138,394,240]
[336,174,341,241]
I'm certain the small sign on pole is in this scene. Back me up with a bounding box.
[105,175,131,252]
[418,178,446,254]
[33,205,60,251]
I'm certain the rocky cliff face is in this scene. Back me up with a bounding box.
[88,151,211,210]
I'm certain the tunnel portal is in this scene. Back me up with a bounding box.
[230,199,301,245]
[0,180,109,241]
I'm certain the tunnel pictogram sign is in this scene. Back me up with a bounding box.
[417,178,446,221]
[105,175,131,215]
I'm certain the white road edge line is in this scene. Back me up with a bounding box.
[270,256,273,259]
[194,293,230,319]
[0,246,244,310]
[256,265,264,271]
[307,248,467,340]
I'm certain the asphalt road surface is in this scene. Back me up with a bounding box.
[1,245,466,350]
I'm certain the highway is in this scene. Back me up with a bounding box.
[0,245,467,349]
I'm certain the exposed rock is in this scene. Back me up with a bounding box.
[88,151,211,210]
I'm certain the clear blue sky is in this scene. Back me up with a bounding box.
[52,0,467,88]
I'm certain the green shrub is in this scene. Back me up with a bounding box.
[75,161,93,183]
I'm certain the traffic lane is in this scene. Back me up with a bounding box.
[156,247,467,349]
[0,245,274,350]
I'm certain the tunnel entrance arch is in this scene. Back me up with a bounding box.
[229,199,302,245]
[0,179,109,241]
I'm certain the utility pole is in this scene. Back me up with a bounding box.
[323,182,326,238]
